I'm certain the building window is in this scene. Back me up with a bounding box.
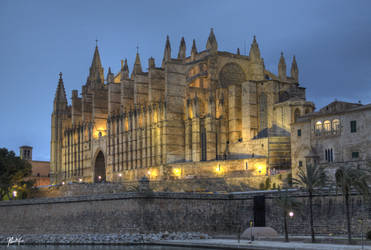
[332,119,340,133]
[325,148,334,162]
[294,108,301,122]
[297,129,301,137]
[200,125,207,161]
[315,121,322,135]
[298,161,303,167]
[352,152,359,158]
[259,92,268,131]
[350,120,357,133]
[324,120,331,132]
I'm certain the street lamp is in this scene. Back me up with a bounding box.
[12,190,17,198]
[289,211,294,218]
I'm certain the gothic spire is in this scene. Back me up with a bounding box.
[290,55,299,82]
[206,28,218,52]
[120,59,129,81]
[132,53,142,78]
[91,45,102,69]
[178,37,186,59]
[87,45,104,87]
[249,35,261,61]
[191,39,197,55]
[278,52,287,81]
[107,67,114,83]
[162,35,171,67]
[53,72,68,112]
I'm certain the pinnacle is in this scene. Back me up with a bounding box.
[166,35,171,49]
[206,28,217,51]
[180,37,185,46]
[55,72,67,104]
[133,53,142,75]
[192,39,197,50]
[123,58,129,71]
[91,46,103,69]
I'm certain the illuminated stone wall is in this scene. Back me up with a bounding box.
[51,30,314,185]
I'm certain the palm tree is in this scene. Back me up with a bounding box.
[274,188,301,242]
[292,163,327,243]
[335,166,370,244]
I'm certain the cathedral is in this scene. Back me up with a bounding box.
[50,29,314,186]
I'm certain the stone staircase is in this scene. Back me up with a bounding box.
[268,136,291,170]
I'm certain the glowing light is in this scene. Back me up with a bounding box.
[62,181,65,185]
[79,178,82,182]
[12,191,17,197]
[173,168,181,177]
[255,163,267,175]
[93,125,107,138]
[98,176,102,180]
[118,173,122,177]
[215,164,223,174]
[147,169,158,179]
[289,211,294,218]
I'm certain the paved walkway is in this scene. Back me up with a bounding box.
[155,238,371,250]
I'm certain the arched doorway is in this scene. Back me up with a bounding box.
[94,151,106,183]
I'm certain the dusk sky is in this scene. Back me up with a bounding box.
[0,0,370,161]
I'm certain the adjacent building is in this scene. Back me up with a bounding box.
[20,146,50,186]
[50,29,314,185]
[291,101,371,178]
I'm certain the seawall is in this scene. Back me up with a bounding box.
[0,190,369,236]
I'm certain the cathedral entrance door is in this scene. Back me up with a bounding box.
[94,151,106,183]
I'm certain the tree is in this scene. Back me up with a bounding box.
[335,165,370,244]
[0,148,33,200]
[292,163,327,243]
[274,188,301,242]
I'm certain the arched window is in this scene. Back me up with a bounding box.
[200,123,207,161]
[332,119,340,132]
[294,108,301,122]
[259,92,268,131]
[315,121,322,134]
[219,63,246,88]
[324,120,331,132]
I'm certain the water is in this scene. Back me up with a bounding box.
[1,246,208,250]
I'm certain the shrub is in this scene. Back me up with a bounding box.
[265,177,271,190]
[367,230,371,240]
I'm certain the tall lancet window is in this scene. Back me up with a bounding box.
[200,120,207,161]
[259,92,268,133]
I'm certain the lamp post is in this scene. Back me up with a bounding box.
[12,190,17,198]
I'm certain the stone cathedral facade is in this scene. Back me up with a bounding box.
[50,29,314,186]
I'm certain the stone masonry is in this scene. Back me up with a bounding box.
[50,29,314,186]
[0,191,369,236]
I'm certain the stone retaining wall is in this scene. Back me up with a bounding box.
[0,190,369,236]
